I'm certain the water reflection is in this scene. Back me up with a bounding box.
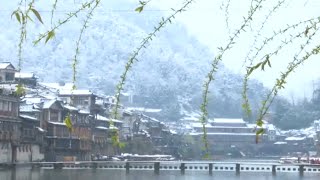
[0,168,318,180]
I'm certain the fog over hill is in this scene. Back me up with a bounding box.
[0,0,270,121]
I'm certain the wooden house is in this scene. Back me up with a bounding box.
[15,72,37,87]
[0,62,17,84]
[0,90,21,163]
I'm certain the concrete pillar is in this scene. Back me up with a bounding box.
[236,164,240,175]
[209,163,213,175]
[125,162,130,174]
[180,163,185,174]
[154,162,160,175]
[272,165,276,175]
[53,163,63,169]
[92,162,97,169]
[299,165,304,176]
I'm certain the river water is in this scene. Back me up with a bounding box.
[0,169,319,180]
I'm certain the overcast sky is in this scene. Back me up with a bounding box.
[149,0,320,100]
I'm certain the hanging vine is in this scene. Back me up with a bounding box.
[199,0,266,157]
[51,0,59,28]
[242,17,320,117]
[72,0,101,90]
[247,22,320,141]
[33,0,97,45]
[112,0,195,121]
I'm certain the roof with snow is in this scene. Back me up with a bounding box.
[285,136,306,141]
[64,104,78,111]
[191,122,213,128]
[96,115,122,123]
[15,72,36,79]
[20,104,40,112]
[59,89,93,96]
[95,126,109,130]
[22,97,43,104]
[43,99,58,109]
[20,114,38,121]
[109,125,118,130]
[48,121,65,126]
[126,107,162,113]
[181,116,199,121]
[36,127,45,132]
[39,82,74,91]
[79,110,90,114]
[213,118,245,124]
[0,62,15,70]
[190,132,256,136]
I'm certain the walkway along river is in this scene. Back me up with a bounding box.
[1,161,320,176]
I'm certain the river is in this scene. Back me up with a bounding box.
[0,168,319,180]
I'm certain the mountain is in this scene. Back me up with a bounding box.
[0,0,269,121]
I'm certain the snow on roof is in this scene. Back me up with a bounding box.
[96,126,108,130]
[59,89,93,96]
[0,62,14,69]
[149,117,159,122]
[274,141,287,145]
[190,132,256,136]
[96,115,122,123]
[285,136,306,141]
[15,72,35,79]
[36,127,45,132]
[181,116,199,121]
[267,124,276,131]
[64,104,78,111]
[185,125,192,129]
[43,99,57,109]
[126,107,162,113]
[109,125,118,130]
[39,82,74,91]
[191,122,213,128]
[96,114,109,121]
[123,110,133,115]
[213,118,245,124]
[20,104,40,112]
[22,97,43,104]
[48,121,65,126]
[121,92,130,96]
[170,129,177,134]
[95,99,104,105]
[20,114,38,121]
[79,109,90,114]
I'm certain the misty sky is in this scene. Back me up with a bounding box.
[150,0,320,100]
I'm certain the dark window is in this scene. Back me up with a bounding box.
[5,72,15,81]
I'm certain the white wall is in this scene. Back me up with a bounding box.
[0,142,12,163]
[16,144,44,162]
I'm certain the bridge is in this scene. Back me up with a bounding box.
[1,161,320,176]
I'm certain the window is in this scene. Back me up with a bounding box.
[0,101,3,110]
[5,72,15,81]
[3,101,8,111]
[50,110,59,121]
[8,102,11,111]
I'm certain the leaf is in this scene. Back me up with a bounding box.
[12,11,21,24]
[31,8,43,24]
[267,59,271,68]
[64,114,73,132]
[135,6,143,13]
[45,30,55,43]
[256,120,263,127]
